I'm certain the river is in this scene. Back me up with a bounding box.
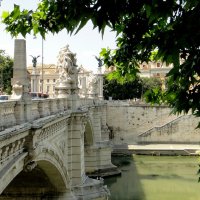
[104,155,200,200]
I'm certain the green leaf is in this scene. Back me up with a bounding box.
[1,11,10,19]
[12,4,21,19]
[75,18,89,34]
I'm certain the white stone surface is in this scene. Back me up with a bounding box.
[106,101,199,144]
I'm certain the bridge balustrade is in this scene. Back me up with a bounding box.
[79,98,104,108]
[0,96,106,133]
[79,98,94,107]
[0,97,71,132]
[0,125,29,169]
[0,101,17,131]
[31,100,40,120]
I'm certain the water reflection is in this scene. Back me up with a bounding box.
[104,155,200,200]
[104,156,146,200]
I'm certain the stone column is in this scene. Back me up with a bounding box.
[31,68,39,93]
[68,114,86,186]
[11,39,32,123]
[101,104,110,141]
[101,104,107,127]
[12,40,27,83]
[97,66,104,100]
[90,107,102,142]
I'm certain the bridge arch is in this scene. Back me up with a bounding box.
[0,153,27,195]
[35,150,69,192]
[84,118,94,146]
[84,117,99,175]
[1,149,70,198]
[31,118,70,192]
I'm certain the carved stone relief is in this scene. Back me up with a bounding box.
[55,45,79,98]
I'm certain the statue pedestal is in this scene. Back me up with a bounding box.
[31,68,39,93]
[55,81,72,98]
[56,87,71,98]
[10,39,32,123]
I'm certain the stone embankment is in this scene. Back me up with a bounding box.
[112,144,200,156]
[106,100,199,145]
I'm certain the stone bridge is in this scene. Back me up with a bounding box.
[0,40,118,199]
[1,39,199,200]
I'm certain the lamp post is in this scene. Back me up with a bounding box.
[34,36,44,94]
[0,68,3,94]
[41,38,44,95]
[0,57,3,94]
[0,1,2,94]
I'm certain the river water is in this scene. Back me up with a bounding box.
[104,155,200,200]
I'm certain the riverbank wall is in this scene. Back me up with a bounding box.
[106,100,200,146]
[111,144,200,156]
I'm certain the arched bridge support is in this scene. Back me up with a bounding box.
[67,111,109,199]
[84,105,120,177]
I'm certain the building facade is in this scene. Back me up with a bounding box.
[27,64,103,99]
[27,64,58,96]
[104,61,172,78]
[139,61,172,78]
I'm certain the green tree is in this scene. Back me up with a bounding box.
[0,50,13,94]
[103,76,162,100]
[142,77,162,94]
[1,1,200,124]
[103,76,142,100]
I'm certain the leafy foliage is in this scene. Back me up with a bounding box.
[103,76,142,100]
[0,50,13,94]
[103,75,162,100]
[1,0,200,120]
[142,77,162,93]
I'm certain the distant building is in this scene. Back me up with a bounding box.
[27,64,102,98]
[104,61,172,79]
[27,64,58,96]
[103,61,172,91]
[139,61,172,79]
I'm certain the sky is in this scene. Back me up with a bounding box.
[0,0,117,72]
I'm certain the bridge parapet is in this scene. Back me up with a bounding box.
[0,97,71,131]
[79,98,94,108]
[0,101,17,131]
[0,96,107,134]
[0,123,30,170]
[79,98,105,108]
[32,98,69,119]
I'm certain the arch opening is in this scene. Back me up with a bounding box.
[84,119,97,175]
[84,120,94,146]
[1,160,68,199]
